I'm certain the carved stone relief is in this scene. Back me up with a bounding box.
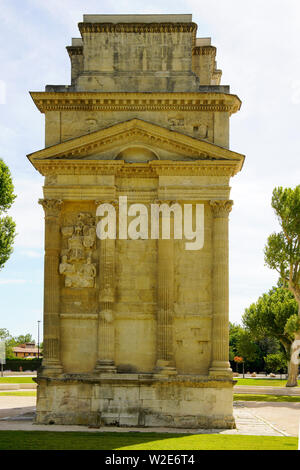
[59,212,97,288]
[168,116,184,127]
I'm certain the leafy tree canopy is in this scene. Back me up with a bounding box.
[264,185,300,305]
[0,159,16,269]
[264,352,287,374]
[242,286,299,356]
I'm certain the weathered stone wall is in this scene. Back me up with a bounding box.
[36,377,235,429]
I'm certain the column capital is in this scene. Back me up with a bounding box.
[39,199,63,217]
[154,199,178,205]
[210,200,233,218]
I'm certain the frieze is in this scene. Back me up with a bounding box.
[34,160,240,177]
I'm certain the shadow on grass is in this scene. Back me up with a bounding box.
[0,431,297,450]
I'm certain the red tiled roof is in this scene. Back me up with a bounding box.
[13,347,39,353]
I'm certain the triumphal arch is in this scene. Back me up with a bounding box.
[29,14,244,428]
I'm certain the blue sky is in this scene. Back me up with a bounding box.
[0,0,299,341]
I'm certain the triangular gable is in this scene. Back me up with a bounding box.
[27,119,244,168]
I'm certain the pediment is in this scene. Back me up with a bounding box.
[28,119,244,169]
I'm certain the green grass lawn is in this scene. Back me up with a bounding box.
[234,393,300,403]
[235,378,300,387]
[0,377,34,384]
[0,431,297,450]
[0,391,36,397]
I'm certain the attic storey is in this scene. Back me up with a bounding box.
[29,14,244,429]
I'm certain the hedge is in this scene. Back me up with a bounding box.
[3,358,42,371]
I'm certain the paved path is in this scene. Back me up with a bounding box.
[240,402,300,437]
[0,397,298,437]
[0,396,36,420]
[234,385,300,396]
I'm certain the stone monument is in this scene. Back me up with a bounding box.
[29,14,244,428]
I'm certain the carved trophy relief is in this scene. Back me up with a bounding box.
[59,212,97,288]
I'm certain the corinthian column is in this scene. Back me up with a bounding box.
[38,199,63,376]
[94,201,116,373]
[209,199,233,377]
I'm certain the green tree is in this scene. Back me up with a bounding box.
[0,328,15,359]
[264,186,300,385]
[236,330,261,364]
[14,334,34,345]
[229,322,243,361]
[229,323,280,372]
[0,159,16,269]
[0,328,10,341]
[264,352,287,375]
[243,286,299,386]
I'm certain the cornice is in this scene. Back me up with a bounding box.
[30,92,241,115]
[192,46,216,56]
[33,160,241,178]
[78,22,198,34]
[66,46,83,57]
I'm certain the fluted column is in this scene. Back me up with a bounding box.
[94,201,116,373]
[155,204,177,375]
[209,199,233,377]
[39,199,63,376]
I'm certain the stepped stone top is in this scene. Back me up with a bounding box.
[82,14,193,24]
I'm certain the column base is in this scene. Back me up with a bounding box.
[94,360,117,374]
[155,360,177,376]
[39,360,63,377]
[209,361,232,378]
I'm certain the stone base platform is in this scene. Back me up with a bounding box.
[34,373,235,429]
